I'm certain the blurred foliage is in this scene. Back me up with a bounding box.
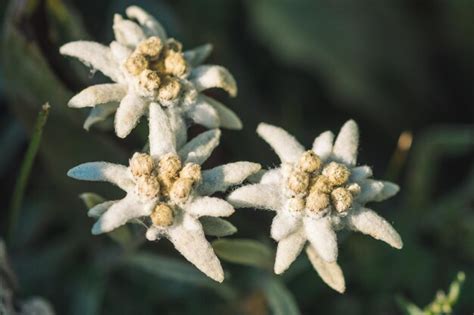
[397,272,466,315]
[0,0,473,314]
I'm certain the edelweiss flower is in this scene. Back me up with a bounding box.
[68,104,260,281]
[228,120,402,291]
[60,6,240,143]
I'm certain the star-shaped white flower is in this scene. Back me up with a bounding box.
[228,120,402,292]
[68,104,260,282]
[60,6,240,143]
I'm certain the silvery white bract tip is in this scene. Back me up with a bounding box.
[67,129,260,282]
[60,6,241,140]
[227,120,403,292]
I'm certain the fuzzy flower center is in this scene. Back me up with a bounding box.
[124,37,188,101]
[129,152,201,226]
[285,150,360,215]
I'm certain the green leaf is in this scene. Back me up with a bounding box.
[200,217,237,237]
[124,253,237,300]
[261,276,300,315]
[447,271,465,304]
[212,239,273,269]
[70,267,106,315]
[108,227,134,250]
[396,296,424,315]
[8,104,50,243]
[79,193,106,209]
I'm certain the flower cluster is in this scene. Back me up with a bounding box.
[61,6,240,142]
[228,120,403,292]
[64,6,403,287]
[64,7,259,282]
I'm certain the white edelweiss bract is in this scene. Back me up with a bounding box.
[227,120,402,292]
[68,119,260,282]
[60,6,241,141]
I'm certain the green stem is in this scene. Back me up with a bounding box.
[7,103,50,243]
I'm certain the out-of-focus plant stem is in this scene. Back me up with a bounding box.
[7,103,50,243]
[386,130,413,182]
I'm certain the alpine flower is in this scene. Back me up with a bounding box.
[227,120,403,292]
[67,104,260,281]
[60,6,240,144]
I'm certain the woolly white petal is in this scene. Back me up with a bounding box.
[227,183,282,211]
[113,14,146,47]
[306,245,345,293]
[84,103,119,131]
[357,179,385,203]
[248,168,281,184]
[373,181,399,202]
[304,216,338,263]
[185,197,234,218]
[110,41,132,64]
[184,44,213,67]
[350,165,373,182]
[114,93,148,138]
[167,107,187,149]
[92,196,152,234]
[187,101,220,128]
[260,169,283,184]
[60,41,121,82]
[149,102,176,157]
[257,123,305,163]
[271,212,301,241]
[67,162,134,192]
[190,65,237,97]
[312,131,334,160]
[332,120,359,166]
[68,84,127,108]
[346,207,403,249]
[198,162,261,195]
[274,229,306,274]
[126,6,167,40]
[88,200,117,218]
[178,129,221,165]
[200,95,242,130]
[167,216,224,282]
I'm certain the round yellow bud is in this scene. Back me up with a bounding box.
[138,36,163,58]
[150,203,174,227]
[125,53,149,75]
[158,76,181,101]
[286,169,310,194]
[158,153,182,179]
[298,150,322,174]
[135,175,160,199]
[164,50,187,77]
[310,175,333,194]
[170,178,193,202]
[331,187,353,213]
[322,162,350,186]
[129,152,155,177]
[180,163,202,182]
[138,69,161,91]
[306,191,330,213]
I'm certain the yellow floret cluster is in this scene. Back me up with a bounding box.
[124,36,188,101]
[129,152,201,226]
[286,150,360,215]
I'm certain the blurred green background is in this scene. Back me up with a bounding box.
[0,0,473,314]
